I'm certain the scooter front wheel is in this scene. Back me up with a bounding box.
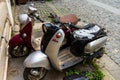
[8,45,29,58]
[23,67,48,80]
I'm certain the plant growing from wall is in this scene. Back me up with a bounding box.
[11,31,15,37]
[47,0,52,1]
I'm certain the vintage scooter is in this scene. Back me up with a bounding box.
[23,20,107,80]
[8,6,44,58]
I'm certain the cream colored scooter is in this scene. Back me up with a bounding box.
[23,22,107,80]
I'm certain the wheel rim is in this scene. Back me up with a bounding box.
[12,45,28,57]
[28,68,47,80]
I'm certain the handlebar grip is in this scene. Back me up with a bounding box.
[50,13,54,17]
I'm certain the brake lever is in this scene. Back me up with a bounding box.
[63,23,72,34]
[49,13,54,18]
[48,16,53,18]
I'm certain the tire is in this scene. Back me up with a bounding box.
[23,67,48,80]
[8,45,29,58]
[95,50,104,59]
[85,55,94,64]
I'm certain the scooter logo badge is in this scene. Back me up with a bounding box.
[52,39,58,43]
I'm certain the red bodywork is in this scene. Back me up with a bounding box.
[63,28,77,37]
[9,21,34,50]
[9,34,24,46]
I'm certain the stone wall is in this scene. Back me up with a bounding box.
[0,1,12,80]
[0,2,8,42]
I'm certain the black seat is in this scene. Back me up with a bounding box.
[72,23,106,41]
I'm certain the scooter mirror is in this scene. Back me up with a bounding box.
[34,13,39,17]
[28,6,37,14]
[30,3,35,7]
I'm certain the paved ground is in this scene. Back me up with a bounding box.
[7,57,64,80]
[8,0,120,80]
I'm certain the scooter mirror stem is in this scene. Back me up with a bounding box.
[78,18,81,21]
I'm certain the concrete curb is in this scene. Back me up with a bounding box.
[97,54,120,80]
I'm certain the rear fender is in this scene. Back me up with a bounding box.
[9,34,24,47]
[24,51,51,70]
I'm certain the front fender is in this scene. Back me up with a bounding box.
[9,34,24,47]
[24,51,51,70]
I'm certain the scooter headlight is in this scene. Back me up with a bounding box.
[23,33,27,38]
[56,32,62,38]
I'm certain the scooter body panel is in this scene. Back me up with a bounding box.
[85,36,107,53]
[45,28,83,71]
[24,51,51,70]
[9,21,34,49]
[9,34,24,47]
[19,21,34,49]
[58,47,83,70]
[45,29,65,70]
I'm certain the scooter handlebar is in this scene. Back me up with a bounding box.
[36,17,45,23]
[29,13,45,23]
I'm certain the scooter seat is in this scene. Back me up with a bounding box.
[60,14,78,25]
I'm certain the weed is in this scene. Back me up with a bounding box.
[65,62,104,80]
[11,31,15,36]
[85,71,93,79]
[92,70,104,80]
[84,69,104,80]
[90,63,105,80]
[47,0,52,1]
[65,68,80,76]
[99,47,106,54]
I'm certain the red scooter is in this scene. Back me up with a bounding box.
[8,7,44,58]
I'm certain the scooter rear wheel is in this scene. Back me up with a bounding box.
[95,50,104,59]
[23,67,47,80]
[8,45,29,58]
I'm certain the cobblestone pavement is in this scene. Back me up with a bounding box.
[15,1,56,23]
[96,0,120,9]
[51,0,120,66]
